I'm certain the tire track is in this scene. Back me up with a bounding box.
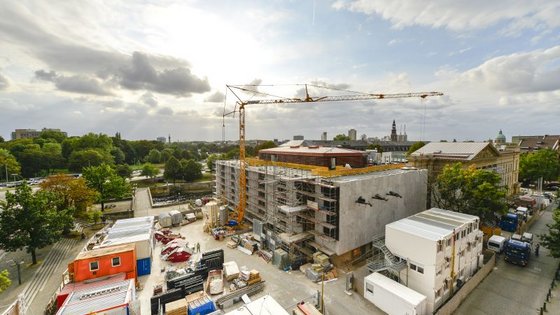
[21,238,77,310]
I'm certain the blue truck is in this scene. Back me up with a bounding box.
[499,213,519,233]
[504,239,531,266]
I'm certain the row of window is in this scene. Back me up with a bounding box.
[437,221,480,252]
[89,257,121,271]
[410,263,424,274]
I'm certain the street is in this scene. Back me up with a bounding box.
[454,201,560,315]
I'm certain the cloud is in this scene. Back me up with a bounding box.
[0,72,8,90]
[118,52,210,96]
[157,107,174,116]
[294,80,352,99]
[140,92,158,107]
[205,91,225,103]
[0,3,210,97]
[35,69,113,96]
[458,45,560,93]
[334,1,560,32]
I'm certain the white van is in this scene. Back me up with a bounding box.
[487,235,507,253]
[522,232,534,246]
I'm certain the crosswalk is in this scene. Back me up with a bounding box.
[20,237,77,312]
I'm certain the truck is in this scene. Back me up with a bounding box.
[499,213,519,233]
[487,235,507,253]
[504,239,531,266]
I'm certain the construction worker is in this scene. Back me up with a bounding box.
[535,243,540,256]
[196,242,200,253]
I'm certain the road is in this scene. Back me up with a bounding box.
[455,202,559,315]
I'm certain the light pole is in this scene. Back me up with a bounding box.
[8,260,24,285]
[3,164,7,184]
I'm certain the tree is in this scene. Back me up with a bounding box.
[0,183,72,264]
[433,163,507,225]
[146,149,162,163]
[180,159,202,182]
[115,164,132,178]
[0,135,4,143]
[367,144,383,153]
[254,141,277,154]
[0,270,10,293]
[540,208,560,258]
[206,154,220,171]
[141,163,159,178]
[164,157,182,183]
[83,163,131,211]
[40,174,98,218]
[160,148,174,163]
[333,134,350,141]
[0,149,21,182]
[111,147,126,165]
[68,149,114,172]
[520,149,560,183]
[406,141,426,156]
[39,130,67,143]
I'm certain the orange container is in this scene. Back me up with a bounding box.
[68,243,137,283]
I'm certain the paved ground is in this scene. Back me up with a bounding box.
[133,189,383,315]
[455,201,560,315]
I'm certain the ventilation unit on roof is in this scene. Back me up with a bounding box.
[308,145,319,149]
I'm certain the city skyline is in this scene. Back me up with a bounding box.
[0,1,559,141]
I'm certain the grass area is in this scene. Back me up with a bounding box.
[194,173,214,182]
[129,163,164,171]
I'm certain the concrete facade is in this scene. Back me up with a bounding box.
[385,208,484,314]
[215,160,427,261]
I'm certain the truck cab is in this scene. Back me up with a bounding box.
[499,213,519,233]
[487,235,507,253]
[504,239,531,266]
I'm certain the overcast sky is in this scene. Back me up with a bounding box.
[1,1,559,142]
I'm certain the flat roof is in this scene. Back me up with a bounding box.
[57,279,134,315]
[365,272,426,305]
[410,142,496,161]
[387,208,478,241]
[75,243,135,260]
[331,168,419,183]
[260,146,364,156]
[225,295,289,315]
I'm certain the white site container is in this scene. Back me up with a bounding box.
[364,272,427,315]
[169,210,183,226]
[101,233,152,259]
[158,212,172,228]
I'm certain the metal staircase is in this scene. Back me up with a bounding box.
[368,234,407,278]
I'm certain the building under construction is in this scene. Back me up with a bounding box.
[215,144,427,265]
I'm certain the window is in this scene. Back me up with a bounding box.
[366,283,374,294]
[89,261,99,271]
[437,241,443,252]
[446,238,452,247]
[417,266,424,274]
[410,263,417,271]
[112,257,121,267]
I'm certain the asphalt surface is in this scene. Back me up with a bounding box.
[454,201,560,315]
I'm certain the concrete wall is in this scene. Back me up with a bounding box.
[434,252,496,315]
[319,169,427,255]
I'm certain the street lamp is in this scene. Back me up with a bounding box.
[8,259,24,285]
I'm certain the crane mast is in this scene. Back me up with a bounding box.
[226,84,443,224]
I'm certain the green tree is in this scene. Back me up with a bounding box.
[39,130,67,143]
[146,149,162,163]
[83,163,131,211]
[88,210,103,225]
[540,208,560,258]
[206,154,220,171]
[433,163,507,225]
[0,270,11,293]
[519,149,560,183]
[160,148,174,163]
[180,159,202,182]
[74,133,113,152]
[111,147,126,165]
[0,135,4,143]
[115,164,132,178]
[141,163,159,178]
[0,149,21,182]
[0,183,72,264]
[164,157,182,183]
[68,149,114,172]
[406,141,426,156]
[333,134,350,141]
[254,141,277,154]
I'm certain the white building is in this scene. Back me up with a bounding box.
[384,208,484,313]
[348,128,357,141]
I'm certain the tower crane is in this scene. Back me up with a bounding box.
[224,84,443,224]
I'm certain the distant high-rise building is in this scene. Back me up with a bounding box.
[321,132,327,141]
[156,136,167,143]
[348,129,357,141]
[11,128,67,140]
[390,120,397,142]
[293,135,304,140]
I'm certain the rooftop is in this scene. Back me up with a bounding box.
[410,142,497,161]
[57,279,134,315]
[386,208,479,241]
[75,243,135,261]
[259,146,365,156]
[365,272,426,305]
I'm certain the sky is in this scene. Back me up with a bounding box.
[0,0,559,142]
